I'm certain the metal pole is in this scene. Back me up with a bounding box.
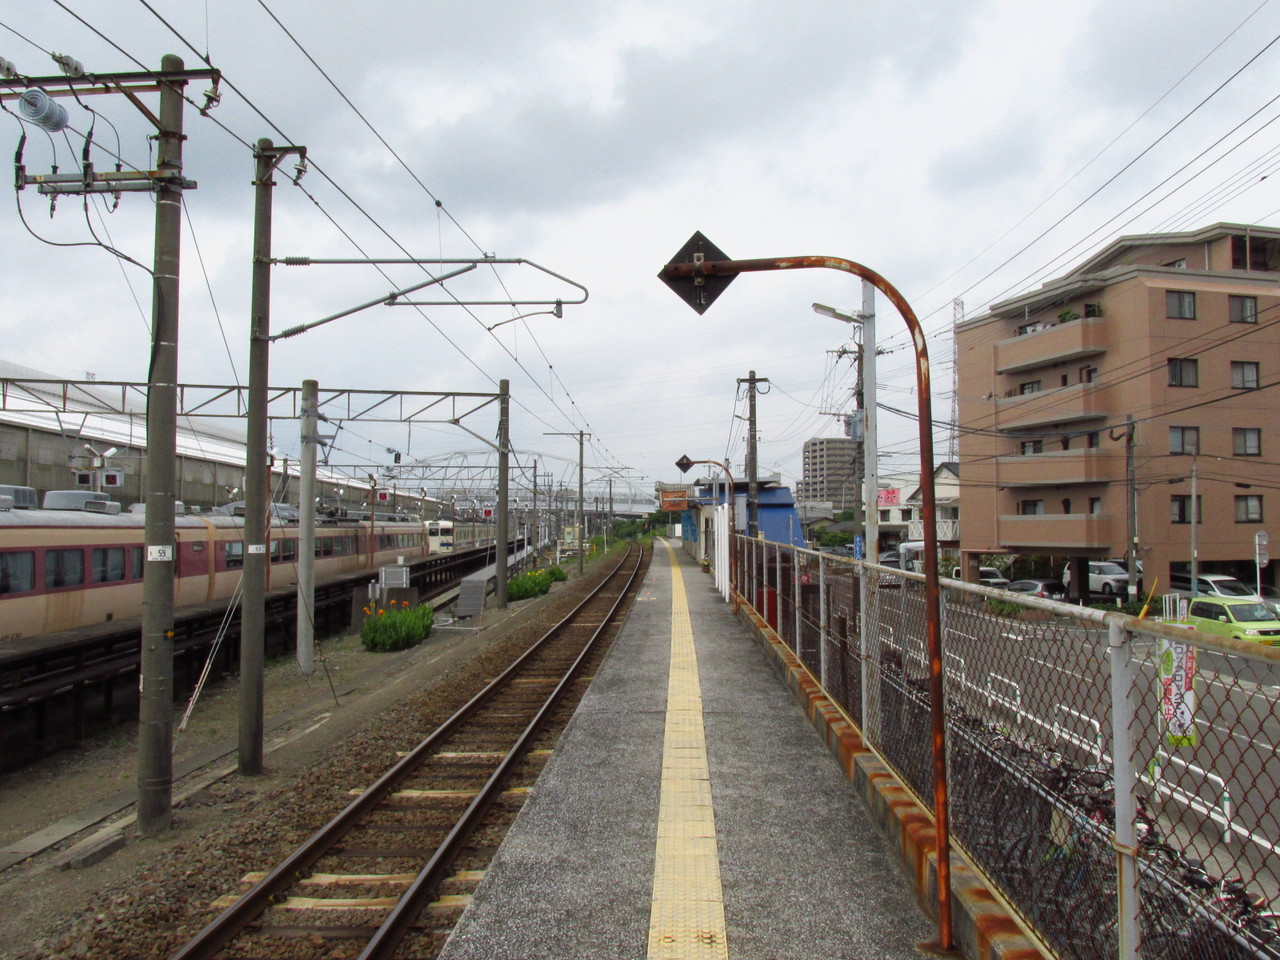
[297,379,318,675]
[495,379,510,607]
[1109,617,1141,960]
[239,138,276,776]
[1191,455,1199,596]
[1126,419,1138,604]
[138,54,186,835]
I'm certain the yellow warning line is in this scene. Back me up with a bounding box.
[647,541,728,959]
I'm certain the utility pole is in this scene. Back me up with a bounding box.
[138,55,190,835]
[241,138,305,776]
[297,379,318,675]
[737,370,769,537]
[495,379,510,608]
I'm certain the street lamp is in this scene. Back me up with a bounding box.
[676,455,737,604]
[659,233,952,953]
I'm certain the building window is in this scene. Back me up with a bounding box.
[1080,366,1098,383]
[1165,259,1187,269]
[1087,432,1100,448]
[1084,302,1103,318]
[1171,495,1202,524]
[1090,497,1102,514]
[1168,358,1199,387]
[1019,380,1041,395]
[1020,439,1043,455]
[1229,295,1258,323]
[899,509,911,522]
[45,548,84,588]
[1017,499,1044,515]
[879,510,889,522]
[1169,426,1200,455]
[1166,290,1196,319]
[1233,428,1262,456]
[1232,361,1260,390]
[1236,495,1263,522]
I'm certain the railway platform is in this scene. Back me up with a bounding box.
[439,539,935,960]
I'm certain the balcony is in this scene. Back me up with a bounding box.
[995,318,1108,374]
[907,517,960,542]
[996,513,1115,551]
[995,382,1108,431]
[995,449,1119,487]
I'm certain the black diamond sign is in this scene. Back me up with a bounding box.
[658,231,736,315]
[675,455,695,474]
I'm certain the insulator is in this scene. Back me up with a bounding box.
[51,53,84,77]
[0,57,18,80]
[18,89,68,133]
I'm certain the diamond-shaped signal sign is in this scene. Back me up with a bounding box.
[675,455,695,474]
[658,231,736,315]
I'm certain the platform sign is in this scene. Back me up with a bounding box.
[1158,637,1198,747]
[658,231,736,315]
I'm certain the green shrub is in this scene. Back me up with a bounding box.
[507,569,552,601]
[548,565,568,583]
[985,596,1028,617]
[361,601,435,652]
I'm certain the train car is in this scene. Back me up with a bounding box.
[0,506,429,642]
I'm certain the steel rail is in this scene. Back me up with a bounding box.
[360,543,644,959]
[170,544,643,960]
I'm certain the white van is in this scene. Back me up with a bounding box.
[1167,572,1260,602]
[1062,561,1129,595]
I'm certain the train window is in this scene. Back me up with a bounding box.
[130,546,144,579]
[92,547,127,583]
[46,549,85,589]
[269,540,280,561]
[316,538,333,558]
[0,551,35,594]
[225,541,245,569]
[280,539,297,562]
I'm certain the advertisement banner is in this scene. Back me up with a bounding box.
[1158,637,1198,747]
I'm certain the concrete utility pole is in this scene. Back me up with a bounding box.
[737,370,769,537]
[138,55,188,835]
[495,380,510,608]
[297,379,319,674]
[242,139,306,775]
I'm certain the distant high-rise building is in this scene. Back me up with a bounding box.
[799,436,861,510]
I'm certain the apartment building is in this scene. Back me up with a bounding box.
[798,435,862,511]
[956,222,1280,591]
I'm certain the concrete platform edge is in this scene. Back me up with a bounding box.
[733,596,1051,960]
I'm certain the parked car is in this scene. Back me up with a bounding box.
[1006,578,1068,600]
[1171,597,1280,646]
[1062,561,1129,595]
[1167,572,1260,602]
[949,565,1011,588]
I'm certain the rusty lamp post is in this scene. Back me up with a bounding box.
[659,231,953,954]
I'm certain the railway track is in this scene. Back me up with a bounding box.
[170,542,648,960]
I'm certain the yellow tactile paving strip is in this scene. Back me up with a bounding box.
[647,541,729,959]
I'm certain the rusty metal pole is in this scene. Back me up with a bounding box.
[662,253,951,952]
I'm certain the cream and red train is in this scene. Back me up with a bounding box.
[0,509,475,642]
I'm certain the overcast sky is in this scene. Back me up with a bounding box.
[5,1,1280,506]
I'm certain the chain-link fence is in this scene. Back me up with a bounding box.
[736,536,1280,960]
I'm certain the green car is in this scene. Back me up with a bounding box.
[1177,597,1280,646]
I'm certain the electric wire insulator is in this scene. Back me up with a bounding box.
[18,89,68,133]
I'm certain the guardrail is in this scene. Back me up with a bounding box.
[736,535,1280,960]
